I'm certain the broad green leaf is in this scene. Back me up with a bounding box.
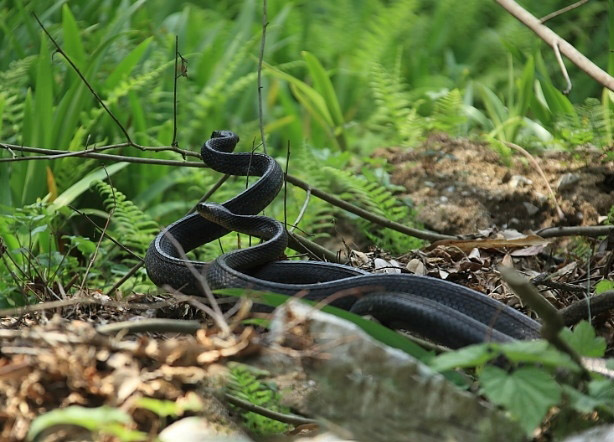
[560,320,606,358]
[62,4,86,67]
[476,83,507,129]
[562,385,605,414]
[541,80,575,116]
[595,280,614,294]
[264,62,334,127]
[302,51,344,127]
[215,289,430,361]
[0,92,5,137]
[64,235,97,255]
[499,339,580,371]
[51,34,123,149]
[429,343,498,371]
[104,37,153,90]
[588,378,614,407]
[479,366,561,436]
[48,162,128,213]
[34,32,53,147]
[514,55,534,118]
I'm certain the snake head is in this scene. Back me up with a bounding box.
[196,203,228,223]
[208,130,240,153]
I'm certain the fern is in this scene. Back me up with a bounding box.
[0,56,36,142]
[429,88,467,135]
[351,0,418,69]
[92,180,159,259]
[554,98,608,146]
[186,33,260,141]
[368,62,415,144]
[226,362,290,435]
[321,165,423,254]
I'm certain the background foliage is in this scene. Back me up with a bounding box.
[0,0,613,303]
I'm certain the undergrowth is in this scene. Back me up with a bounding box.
[226,362,290,435]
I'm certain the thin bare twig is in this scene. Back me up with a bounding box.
[69,206,143,260]
[33,13,133,143]
[104,262,144,297]
[2,142,450,242]
[186,174,231,216]
[552,41,572,94]
[0,296,181,318]
[560,290,614,326]
[291,187,311,234]
[284,140,290,230]
[287,230,341,263]
[162,232,230,335]
[505,142,565,220]
[224,393,317,426]
[537,225,614,238]
[496,0,614,91]
[257,0,268,154]
[1,143,204,166]
[171,36,180,148]
[540,0,590,23]
[499,266,588,375]
[284,174,454,242]
[79,166,115,294]
[0,143,200,159]
[97,318,201,335]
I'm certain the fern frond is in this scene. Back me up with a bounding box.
[0,56,36,141]
[320,166,423,253]
[368,62,413,143]
[351,0,418,68]
[92,180,159,257]
[430,88,467,135]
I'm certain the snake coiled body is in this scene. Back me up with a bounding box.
[145,131,541,348]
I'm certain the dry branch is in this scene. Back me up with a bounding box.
[496,0,614,91]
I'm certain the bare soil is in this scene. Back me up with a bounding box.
[374,133,614,235]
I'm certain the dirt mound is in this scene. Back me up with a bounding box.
[375,134,614,235]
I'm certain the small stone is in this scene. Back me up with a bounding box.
[509,175,533,188]
[523,202,539,216]
[406,259,425,275]
[557,173,580,191]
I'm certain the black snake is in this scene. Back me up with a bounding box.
[144,130,541,348]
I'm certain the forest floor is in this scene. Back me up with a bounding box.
[2,136,614,441]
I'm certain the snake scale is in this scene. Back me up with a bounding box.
[145,130,541,348]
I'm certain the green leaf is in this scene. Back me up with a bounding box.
[64,235,97,255]
[264,62,334,127]
[479,366,561,436]
[27,406,144,441]
[104,37,153,90]
[476,83,507,128]
[499,339,580,371]
[62,4,86,67]
[560,321,606,358]
[48,162,128,213]
[587,378,614,407]
[215,289,430,361]
[34,31,54,146]
[136,397,182,418]
[595,279,614,294]
[563,385,605,414]
[302,51,344,127]
[429,343,499,371]
[514,55,534,118]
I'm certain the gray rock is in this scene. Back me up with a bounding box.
[268,301,527,442]
[562,425,614,442]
